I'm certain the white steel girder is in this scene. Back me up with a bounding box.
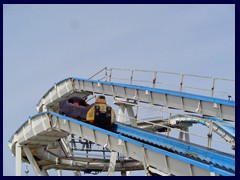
[8,113,232,176]
[23,146,44,176]
[15,142,22,176]
[36,78,235,121]
[107,99,138,176]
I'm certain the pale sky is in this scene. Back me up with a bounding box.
[3,4,235,176]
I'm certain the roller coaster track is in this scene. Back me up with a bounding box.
[36,77,234,121]
[137,114,235,147]
[8,69,235,176]
[9,112,234,176]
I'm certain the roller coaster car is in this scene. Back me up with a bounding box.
[59,96,116,130]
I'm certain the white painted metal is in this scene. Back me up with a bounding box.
[10,69,235,176]
[60,138,72,157]
[185,127,190,142]
[57,170,62,176]
[8,113,231,176]
[41,169,49,176]
[126,106,137,127]
[148,166,171,176]
[15,142,22,176]
[179,127,190,142]
[36,78,235,121]
[116,104,126,123]
[36,145,143,172]
[137,115,234,146]
[179,130,184,141]
[208,121,213,148]
[107,152,118,176]
[23,146,44,176]
[73,171,81,176]
[114,98,138,127]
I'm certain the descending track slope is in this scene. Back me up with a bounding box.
[9,112,234,176]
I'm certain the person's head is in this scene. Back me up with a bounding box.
[73,100,80,106]
[95,96,106,104]
[68,97,83,105]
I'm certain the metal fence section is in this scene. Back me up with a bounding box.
[89,67,235,100]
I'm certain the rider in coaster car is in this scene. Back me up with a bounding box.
[59,96,93,120]
[67,97,89,106]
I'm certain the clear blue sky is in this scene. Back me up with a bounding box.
[3,4,235,176]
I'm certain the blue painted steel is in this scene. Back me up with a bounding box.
[37,77,235,107]
[114,122,235,171]
[204,116,235,137]
[9,112,235,175]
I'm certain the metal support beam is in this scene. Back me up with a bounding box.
[120,170,131,176]
[23,146,44,176]
[117,104,126,123]
[115,98,138,127]
[121,171,126,176]
[15,142,22,176]
[60,138,72,157]
[41,169,49,176]
[179,130,184,140]
[107,151,118,176]
[208,121,213,148]
[141,147,151,176]
[148,166,171,176]
[126,106,138,127]
[117,104,126,145]
[179,127,190,142]
[185,127,190,142]
[9,112,235,176]
[126,171,131,176]
[57,169,62,176]
[73,171,81,176]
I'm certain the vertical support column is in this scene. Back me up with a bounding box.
[117,104,126,123]
[126,171,131,176]
[179,129,184,140]
[15,142,22,176]
[141,147,151,176]
[23,146,43,176]
[41,169,49,176]
[126,106,137,127]
[121,171,131,176]
[73,171,81,176]
[184,127,190,142]
[114,101,136,176]
[208,121,213,148]
[121,171,126,176]
[107,151,118,176]
[57,170,62,176]
[179,127,190,142]
[117,104,126,145]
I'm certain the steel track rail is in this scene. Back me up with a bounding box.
[36,78,235,121]
[115,122,234,171]
[9,112,234,176]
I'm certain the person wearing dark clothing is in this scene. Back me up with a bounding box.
[59,97,93,120]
